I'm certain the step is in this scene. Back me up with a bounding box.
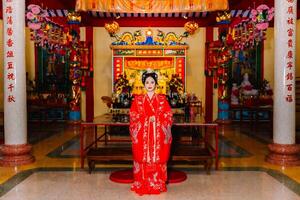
[86,145,213,174]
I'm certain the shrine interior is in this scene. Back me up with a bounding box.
[0,0,300,199]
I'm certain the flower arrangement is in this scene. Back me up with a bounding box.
[251,4,274,30]
[259,79,273,96]
[168,74,184,94]
[114,74,132,95]
[26,4,47,45]
[26,4,47,30]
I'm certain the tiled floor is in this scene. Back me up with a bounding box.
[0,122,300,199]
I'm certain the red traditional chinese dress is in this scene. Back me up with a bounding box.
[129,93,173,195]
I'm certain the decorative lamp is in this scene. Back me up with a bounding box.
[67,11,81,24]
[216,11,231,24]
[104,21,120,36]
[184,21,199,35]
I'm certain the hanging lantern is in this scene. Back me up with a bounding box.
[104,21,120,36]
[184,21,199,35]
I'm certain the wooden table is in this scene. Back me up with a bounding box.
[230,105,273,125]
[27,101,69,121]
[80,114,219,170]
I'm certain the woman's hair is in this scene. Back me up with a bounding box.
[142,71,158,85]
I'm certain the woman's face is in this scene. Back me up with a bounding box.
[144,76,156,92]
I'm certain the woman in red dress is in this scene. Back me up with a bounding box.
[129,71,173,195]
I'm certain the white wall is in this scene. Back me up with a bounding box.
[93,28,114,116]
[25,28,35,81]
[264,28,274,89]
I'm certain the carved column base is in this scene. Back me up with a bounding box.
[0,144,35,167]
[266,143,300,166]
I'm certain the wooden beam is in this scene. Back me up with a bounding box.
[81,16,218,27]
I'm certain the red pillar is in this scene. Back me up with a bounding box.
[261,41,264,80]
[85,27,94,122]
[205,27,214,122]
[34,46,39,83]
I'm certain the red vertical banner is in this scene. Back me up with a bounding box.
[4,0,17,105]
[283,0,296,103]
[113,57,123,81]
[176,57,185,85]
[85,26,94,122]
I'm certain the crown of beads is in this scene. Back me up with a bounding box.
[143,69,157,77]
[146,68,155,73]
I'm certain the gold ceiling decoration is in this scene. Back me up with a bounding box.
[67,11,81,24]
[216,11,231,23]
[76,0,228,13]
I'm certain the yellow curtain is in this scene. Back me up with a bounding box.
[76,0,228,13]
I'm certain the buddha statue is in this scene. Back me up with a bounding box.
[240,73,258,96]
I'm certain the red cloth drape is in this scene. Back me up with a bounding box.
[129,94,173,195]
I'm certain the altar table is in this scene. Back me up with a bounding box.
[80,114,219,170]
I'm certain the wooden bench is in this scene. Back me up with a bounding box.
[87,145,213,174]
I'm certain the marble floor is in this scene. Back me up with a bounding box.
[1,171,300,200]
[0,122,300,199]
